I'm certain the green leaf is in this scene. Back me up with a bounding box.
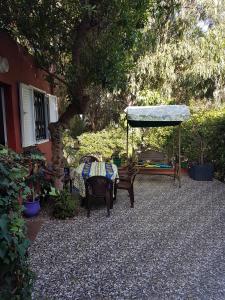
[49,187,57,196]
[0,148,8,155]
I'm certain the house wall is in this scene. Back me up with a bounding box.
[0,32,53,161]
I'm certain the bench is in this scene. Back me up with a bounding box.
[136,149,178,178]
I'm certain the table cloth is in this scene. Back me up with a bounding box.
[71,162,119,197]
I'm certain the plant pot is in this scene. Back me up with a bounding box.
[181,161,188,168]
[23,197,41,217]
[189,164,214,181]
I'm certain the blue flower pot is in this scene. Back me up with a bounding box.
[23,198,41,217]
[189,164,214,181]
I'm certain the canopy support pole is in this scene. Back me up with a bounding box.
[178,124,181,188]
[132,128,134,161]
[126,118,129,162]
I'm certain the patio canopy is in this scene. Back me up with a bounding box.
[125,105,190,127]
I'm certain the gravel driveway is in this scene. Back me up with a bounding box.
[30,175,225,300]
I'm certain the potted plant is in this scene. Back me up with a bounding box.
[52,189,79,219]
[112,148,122,167]
[23,192,41,218]
[189,131,214,181]
[23,163,41,217]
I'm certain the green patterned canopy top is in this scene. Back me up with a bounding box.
[125,105,190,127]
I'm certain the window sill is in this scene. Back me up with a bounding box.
[36,139,50,145]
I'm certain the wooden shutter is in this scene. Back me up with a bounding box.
[20,83,35,147]
[48,94,58,123]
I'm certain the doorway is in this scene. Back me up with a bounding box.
[0,86,7,146]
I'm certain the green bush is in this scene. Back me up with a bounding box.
[181,108,225,180]
[0,146,34,299]
[63,126,130,166]
[53,190,79,219]
[162,106,225,180]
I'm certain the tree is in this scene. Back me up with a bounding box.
[128,0,225,105]
[0,0,152,184]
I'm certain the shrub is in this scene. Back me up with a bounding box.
[163,107,225,180]
[0,146,34,299]
[53,190,79,219]
[63,126,129,166]
[181,108,225,180]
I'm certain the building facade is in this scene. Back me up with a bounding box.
[0,32,58,161]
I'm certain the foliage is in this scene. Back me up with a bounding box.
[0,0,152,110]
[63,123,131,166]
[21,147,54,202]
[160,105,225,180]
[129,0,225,105]
[25,163,53,202]
[69,115,87,139]
[83,86,128,132]
[53,190,79,220]
[0,145,34,299]
[181,108,225,180]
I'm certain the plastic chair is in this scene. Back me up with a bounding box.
[85,176,113,217]
[115,166,138,208]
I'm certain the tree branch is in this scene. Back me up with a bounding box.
[40,66,68,87]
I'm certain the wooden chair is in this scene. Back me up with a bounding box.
[79,155,99,164]
[114,166,138,208]
[85,176,113,217]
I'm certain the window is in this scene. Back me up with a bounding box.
[34,90,47,141]
[20,83,58,147]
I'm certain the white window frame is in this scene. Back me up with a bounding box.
[20,83,58,146]
[0,86,7,146]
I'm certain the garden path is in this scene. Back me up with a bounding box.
[30,175,225,299]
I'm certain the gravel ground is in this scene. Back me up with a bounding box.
[30,175,225,300]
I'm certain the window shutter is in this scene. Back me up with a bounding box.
[20,83,35,147]
[48,94,58,123]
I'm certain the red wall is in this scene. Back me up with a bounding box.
[0,32,53,161]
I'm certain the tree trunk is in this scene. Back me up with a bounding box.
[48,94,89,190]
[48,122,65,190]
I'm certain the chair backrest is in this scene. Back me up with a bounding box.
[130,167,138,185]
[118,165,138,186]
[85,176,113,198]
[79,155,99,164]
[138,149,166,162]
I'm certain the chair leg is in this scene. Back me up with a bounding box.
[86,197,90,217]
[128,188,134,208]
[110,191,114,209]
[106,196,110,217]
[110,199,113,209]
[80,197,86,207]
[113,184,117,201]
